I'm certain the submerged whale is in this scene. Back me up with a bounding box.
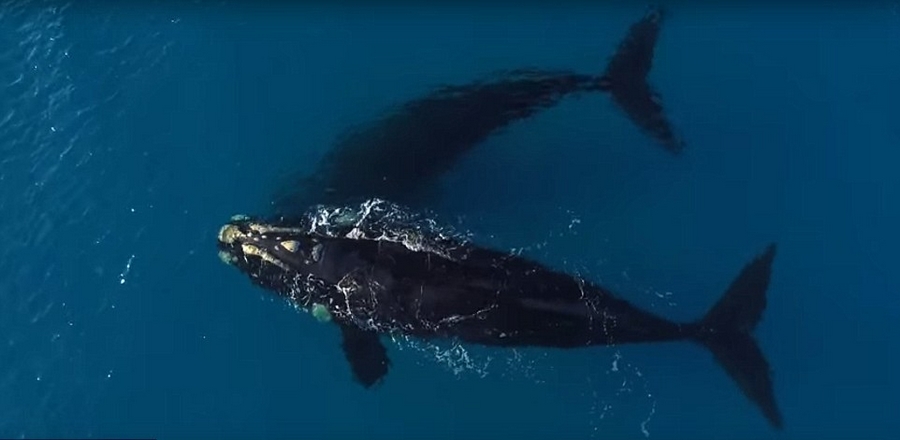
[272,5,682,215]
[217,201,782,429]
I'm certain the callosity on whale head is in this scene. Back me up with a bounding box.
[216,216,325,297]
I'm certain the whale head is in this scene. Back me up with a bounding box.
[217,215,325,296]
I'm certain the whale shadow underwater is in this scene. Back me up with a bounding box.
[216,201,784,430]
[271,5,684,216]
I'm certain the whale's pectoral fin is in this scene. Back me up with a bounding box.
[338,323,390,388]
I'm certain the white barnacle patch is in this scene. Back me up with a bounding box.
[218,224,243,244]
[261,253,288,270]
[241,243,289,270]
[218,250,237,265]
[248,223,266,234]
[249,222,306,235]
[241,243,261,257]
[311,303,332,322]
[280,240,300,252]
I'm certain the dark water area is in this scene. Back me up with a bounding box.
[1,1,898,439]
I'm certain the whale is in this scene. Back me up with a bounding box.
[271,5,683,215]
[217,201,783,429]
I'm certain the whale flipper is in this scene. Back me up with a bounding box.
[601,4,684,153]
[692,244,782,429]
[339,323,391,388]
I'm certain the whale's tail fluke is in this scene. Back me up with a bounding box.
[690,244,783,429]
[598,4,684,154]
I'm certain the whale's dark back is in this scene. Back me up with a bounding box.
[271,70,601,213]
[305,235,682,350]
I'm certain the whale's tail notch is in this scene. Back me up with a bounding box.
[690,243,783,429]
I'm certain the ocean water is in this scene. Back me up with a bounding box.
[2,1,899,439]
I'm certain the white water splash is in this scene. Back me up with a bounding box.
[118,254,134,285]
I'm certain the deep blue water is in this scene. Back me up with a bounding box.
[2,1,899,439]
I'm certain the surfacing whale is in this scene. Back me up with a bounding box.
[217,200,782,429]
[271,5,683,215]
